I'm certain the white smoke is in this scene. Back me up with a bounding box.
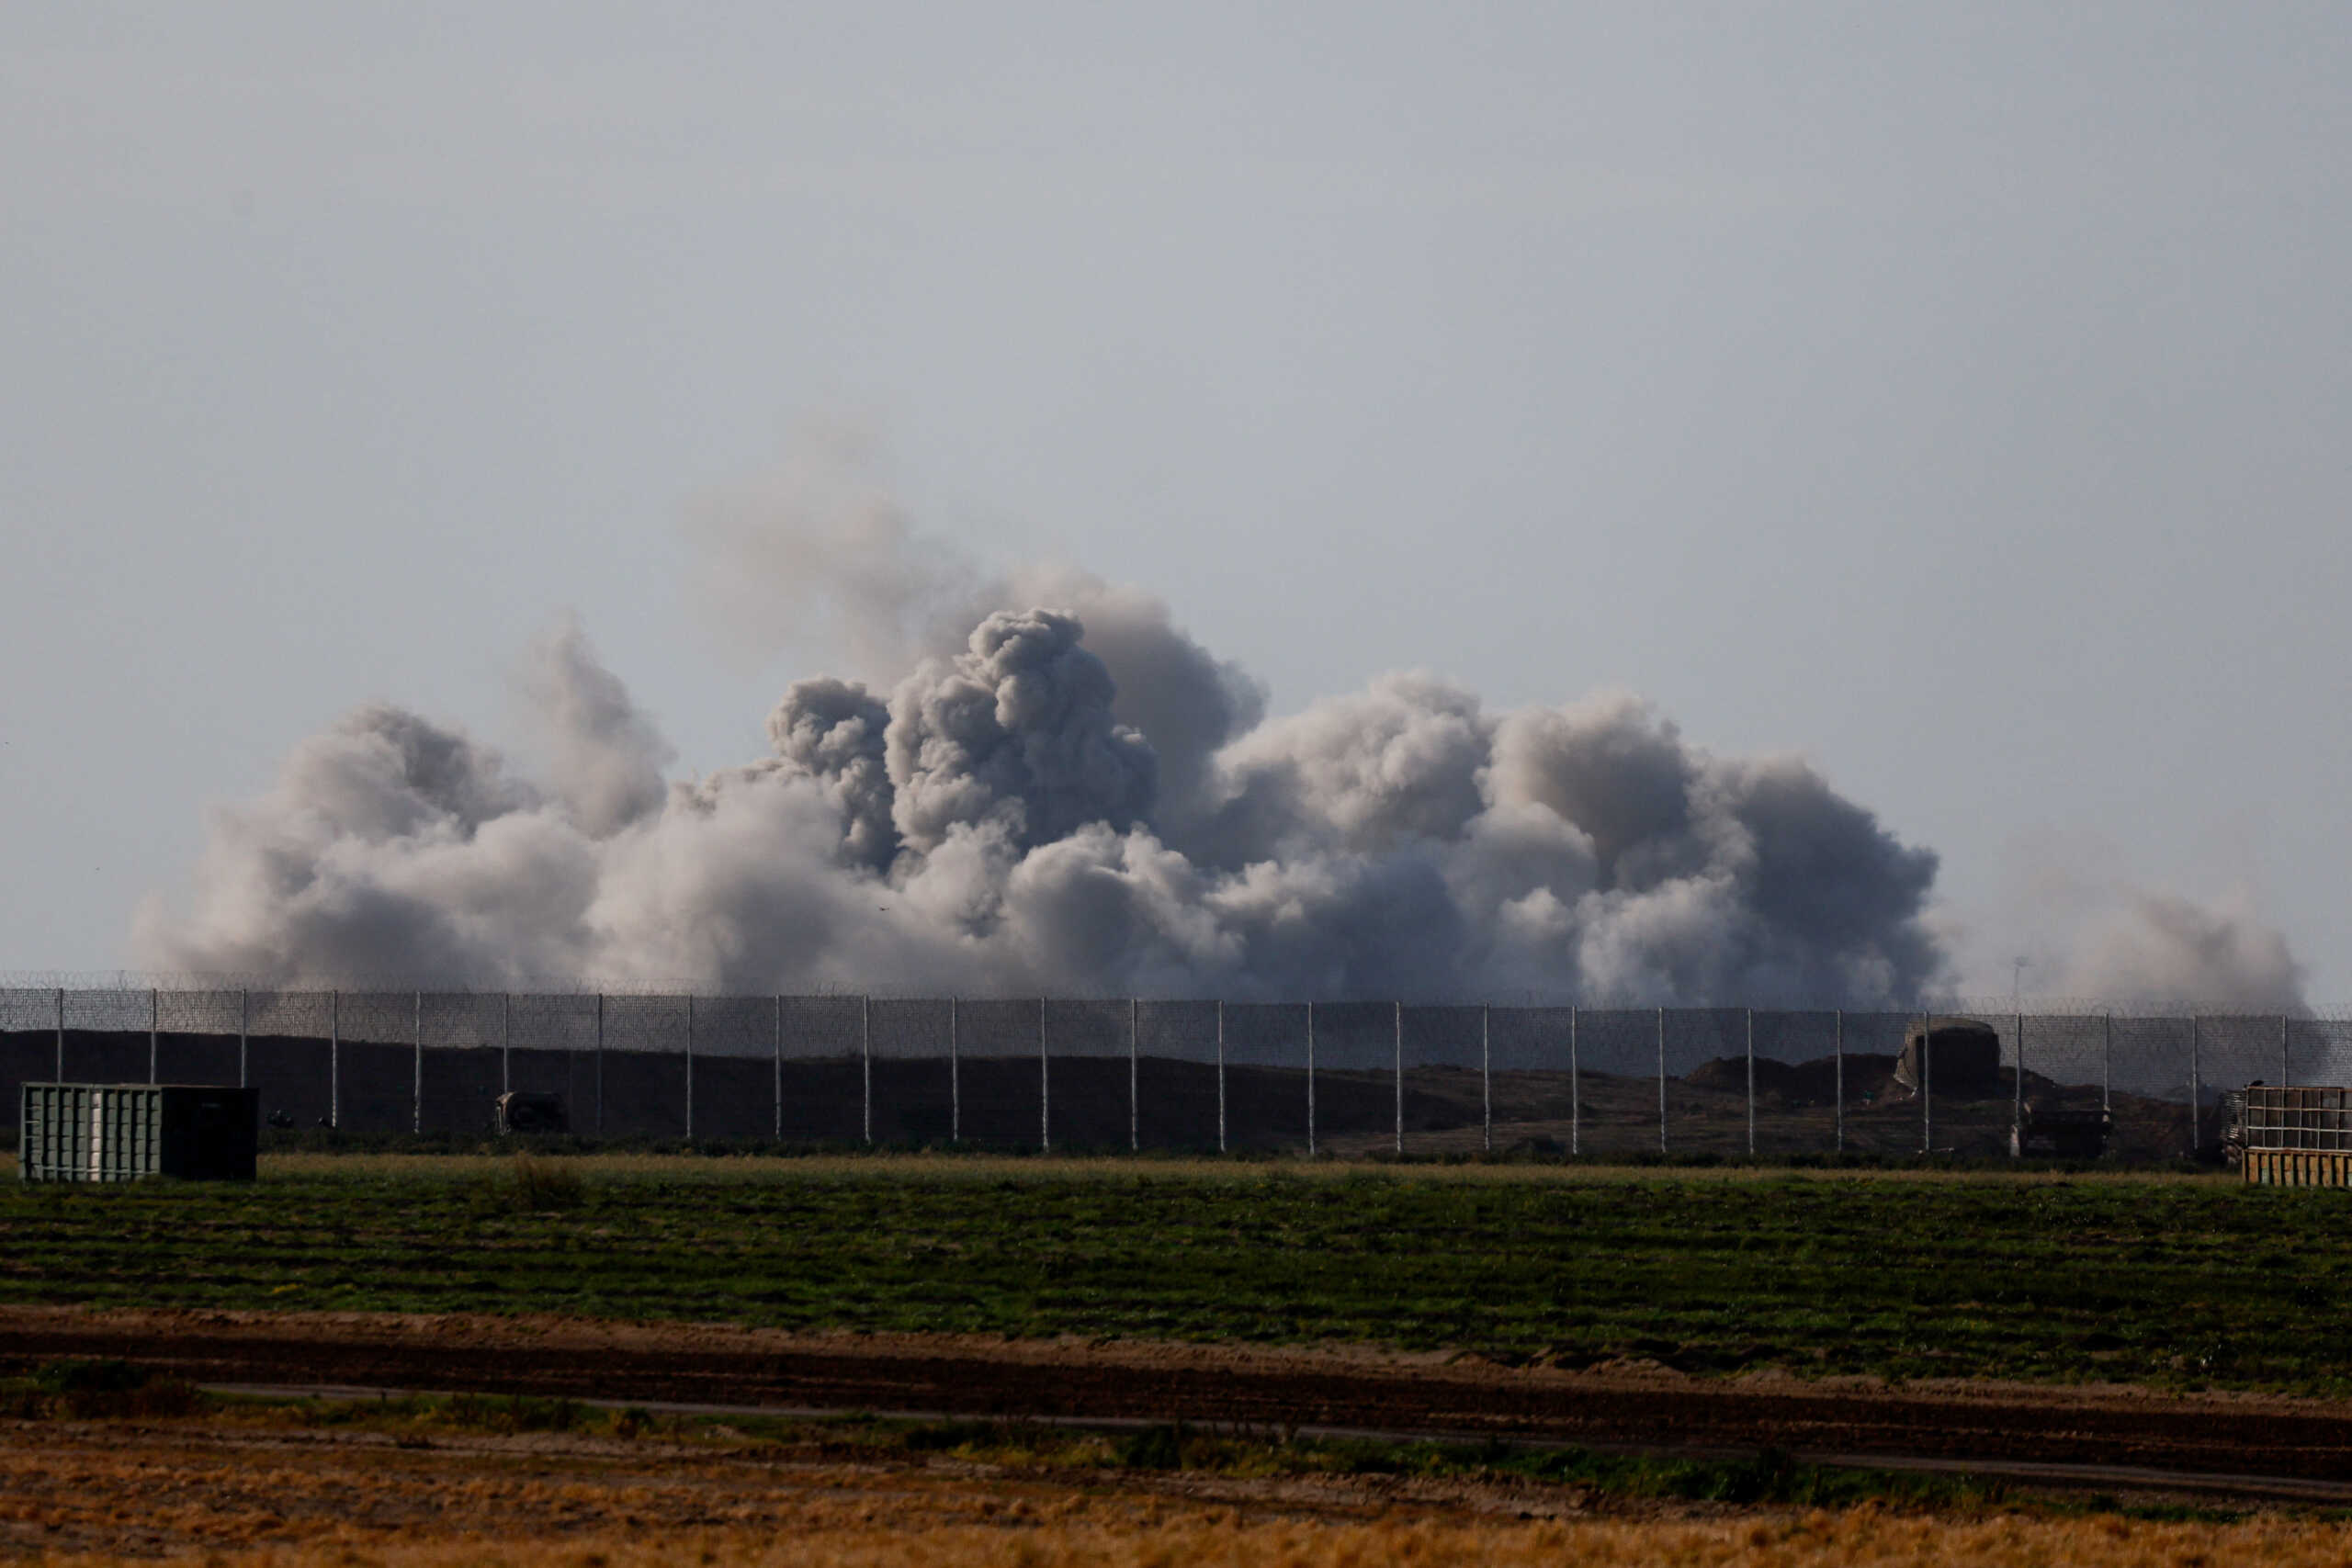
[2056,890,2307,1010]
[1942,829,2312,1010]
[520,615,673,838]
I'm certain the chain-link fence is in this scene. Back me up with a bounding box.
[5,987,2345,1160]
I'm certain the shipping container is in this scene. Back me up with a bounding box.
[18,1084,260,1183]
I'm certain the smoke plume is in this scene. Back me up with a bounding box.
[137,491,1952,1003]
[2055,890,2307,1010]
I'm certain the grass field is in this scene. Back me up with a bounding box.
[5,1156,2349,1392]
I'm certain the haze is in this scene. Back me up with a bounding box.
[4,4,2346,999]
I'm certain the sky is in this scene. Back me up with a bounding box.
[4,3,2348,1000]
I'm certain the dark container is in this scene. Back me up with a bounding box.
[495,1091,569,1134]
[1892,1018,2003,1096]
[18,1083,260,1182]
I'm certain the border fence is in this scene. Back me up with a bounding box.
[5,987,2348,1161]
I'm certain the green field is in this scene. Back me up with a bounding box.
[5,1155,2347,1393]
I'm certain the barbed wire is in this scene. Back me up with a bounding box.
[0,970,2342,1021]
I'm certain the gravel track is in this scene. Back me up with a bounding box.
[6,1306,2352,1496]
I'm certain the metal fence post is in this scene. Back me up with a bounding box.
[1038,998,1050,1154]
[330,989,340,1130]
[149,987,158,1085]
[1568,1005,1580,1157]
[1656,1006,1667,1156]
[2189,1012,2201,1159]
[1744,1007,1755,1157]
[861,994,872,1147]
[413,990,424,1136]
[1306,1001,1317,1158]
[501,992,512,1099]
[54,987,64,1081]
[238,987,249,1090]
[1481,1003,1491,1156]
[1833,1009,1844,1155]
[1129,997,1139,1154]
[685,994,695,1143]
[1393,1000,1404,1157]
[594,993,605,1134]
[774,995,784,1143]
[1216,999,1227,1155]
[1922,1008,1933,1156]
[2095,1016,2116,1112]
[2014,1008,2025,1148]
[949,997,960,1144]
[2281,1013,2291,1089]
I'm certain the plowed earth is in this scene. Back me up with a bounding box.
[6,1307,2350,1489]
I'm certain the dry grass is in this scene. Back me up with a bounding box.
[7,1404,2349,1568]
[23,1508,2352,1567]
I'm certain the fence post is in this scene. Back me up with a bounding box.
[861,994,872,1147]
[1394,1000,1404,1157]
[1129,998,1139,1154]
[1039,998,1050,1154]
[1656,1006,1667,1156]
[1922,1008,1933,1156]
[685,994,695,1143]
[2099,1012,2110,1111]
[1744,1007,1755,1157]
[949,997,960,1144]
[501,992,511,1100]
[2189,1013,2201,1160]
[53,987,64,1081]
[1568,1005,1579,1157]
[1306,1001,1317,1158]
[149,987,158,1085]
[774,995,784,1143]
[413,990,423,1137]
[1481,1003,1491,1156]
[1216,999,1227,1156]
[2281,1013,2291,1089]
[330,990,340,1130]
[594,993,605,1134]
[238,987,249,1090]
[1833,1009,1844,1155]
[2014,1008,2025,1153]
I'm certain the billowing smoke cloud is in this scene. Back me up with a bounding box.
[521,615,673,838]
[135,561,1952,1001]
[1938,829,2312,1011]
[680,434,1265,828]
[2055,890,2307,1010]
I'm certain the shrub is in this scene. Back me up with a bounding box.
[1118,1423,1189,1470]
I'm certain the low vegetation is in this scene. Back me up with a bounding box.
[4,1156,2349,1391]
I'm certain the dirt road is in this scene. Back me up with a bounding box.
[5,1306,2347,1490]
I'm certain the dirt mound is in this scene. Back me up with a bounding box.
[1680,1055,1899,1105]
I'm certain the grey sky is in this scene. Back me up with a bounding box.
[4,3,2347,998]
